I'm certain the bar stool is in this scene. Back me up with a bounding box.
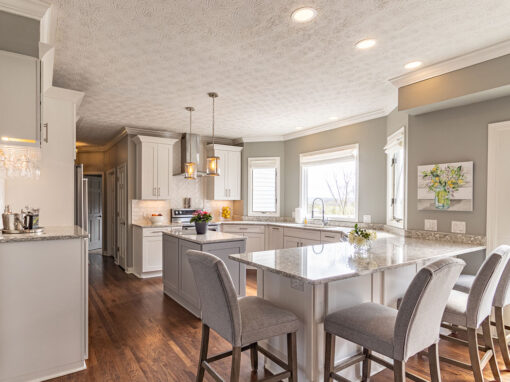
[439,247,509,382]
[451,244,510,369]
[324,257,465,382]
[186,250,300,382]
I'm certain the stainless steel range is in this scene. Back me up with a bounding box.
[171,208,219,231]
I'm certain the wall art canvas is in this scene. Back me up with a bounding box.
[417,161,473,211]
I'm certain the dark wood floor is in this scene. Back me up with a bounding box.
[50,254,510,381]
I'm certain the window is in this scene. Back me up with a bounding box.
[385,127,405,228]
[300,144,358,221]
[248,157,280,216]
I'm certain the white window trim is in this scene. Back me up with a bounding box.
[385,127,406,229]
[248,157,280,217]
[299,144,359,222]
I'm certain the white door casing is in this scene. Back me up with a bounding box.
[487,121,510,252]
[86,175,102,251]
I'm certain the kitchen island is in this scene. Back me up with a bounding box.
[229,231,485,382]
[0,226,89,382]
[162,230,247,317]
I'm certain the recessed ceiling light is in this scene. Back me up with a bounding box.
[291,7,317,23]
[404,61,422,70]
[355,39,376,49]
[329,116,339,121]
[296,126,304,130]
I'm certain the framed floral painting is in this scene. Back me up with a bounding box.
[417,161,473,211]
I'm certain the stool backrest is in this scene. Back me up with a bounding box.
[467,246,509,327]
[491,245,510,308]
[186,250,242,346]
[395,257,465,361]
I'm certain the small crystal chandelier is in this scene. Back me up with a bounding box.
[206,92,220,176]
[184,106,197,180]
[0,145,41,179]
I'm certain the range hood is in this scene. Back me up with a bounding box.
[177,133,206,176]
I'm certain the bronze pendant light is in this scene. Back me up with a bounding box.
[206,92,220,176]
[184,106,197,180]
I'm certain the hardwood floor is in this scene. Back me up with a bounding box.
[50,254,510,381]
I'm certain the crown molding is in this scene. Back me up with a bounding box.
[0,0,49,20]
[389,39,510,88]
[77,130,128,153]
[124,126,181,139]
[44,86,84,106]
[283,109,388,141]
[234,136,284,144]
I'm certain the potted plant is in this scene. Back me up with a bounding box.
[348,224,377,253]
[190,210,212,234]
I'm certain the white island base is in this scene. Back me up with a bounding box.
[258,265,416,381]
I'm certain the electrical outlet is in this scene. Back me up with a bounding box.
[424,219,437,231]
[363,215,372,223]
[451,221,466,234]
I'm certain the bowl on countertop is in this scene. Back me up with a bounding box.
[149,215,167,225]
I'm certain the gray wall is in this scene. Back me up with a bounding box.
[0,11,39,57]
[284,117,387,221]
[399,54,510,111]
[241,141,285,214]
[407,95,510,235]
[387,107,408,136]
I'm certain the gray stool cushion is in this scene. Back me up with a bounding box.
[453,274,475,294]
[325,302,397,358]
[443,290,469,326]
[239,296,300,346]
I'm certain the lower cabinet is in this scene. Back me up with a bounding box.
[133,226,167,278]
[222,224,266,252]
[162,234,247,317]
[283,227,321,248]
[267,226,284,249]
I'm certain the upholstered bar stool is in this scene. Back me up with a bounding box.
[438,247,509,382]
[450,245,510,369]
[324,257,465,382]
[187,250,300,382]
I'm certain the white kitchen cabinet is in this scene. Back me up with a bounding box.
[0,50,41,145]
[267,226,284,249]
[206,144,243,200]
[320,231,345,243]
[222,224,266,252]
[133,135,178,200]
[283,236,301,249]
[133,226,168,278]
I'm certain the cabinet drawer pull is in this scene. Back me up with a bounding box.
[324,235,335,239]
[239,227,248,230]
[272,227,280,230]
[151,231,163,234]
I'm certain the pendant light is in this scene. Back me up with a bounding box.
[206,92,220,176]
[184,106,197,180]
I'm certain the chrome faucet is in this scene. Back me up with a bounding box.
[311,198,328,226]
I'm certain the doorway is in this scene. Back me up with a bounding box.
[487,121,510,252]
[106,169,116,259]
[116,164,127,269]
[85,174,103,252]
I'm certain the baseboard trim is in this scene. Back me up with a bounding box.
[7,360,87,382]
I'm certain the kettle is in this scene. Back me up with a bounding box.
[2,205,16,231]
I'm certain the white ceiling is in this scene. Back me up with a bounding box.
[48,0,510,145]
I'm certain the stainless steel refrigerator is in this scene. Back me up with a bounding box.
[75,164,89,232]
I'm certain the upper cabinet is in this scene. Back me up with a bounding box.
[133,136,178,200]
[0,50,41,146]
[206,144,243,200]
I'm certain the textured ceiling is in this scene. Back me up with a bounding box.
[48,0,510,145]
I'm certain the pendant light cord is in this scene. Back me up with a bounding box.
[189,108,192,163]
[212,95,215,146]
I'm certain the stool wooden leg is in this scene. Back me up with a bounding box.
[196,324,209,382]
[250,342,258,371]
[394,360,405,382]
[482,317,502,382]
[362,348,371,382]
[428,343,441,382]
[495,306,510,370]
[288,332,298,382]
[467,327,484,382]
[324,332,335,382]
[230,346,241,382]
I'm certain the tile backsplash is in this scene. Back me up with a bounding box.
[131,175,235,224]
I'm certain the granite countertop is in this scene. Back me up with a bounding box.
[219,220,350,234]
[229,231,485,284]
[133,223,181,228]
[0,226,89,243]
[163,230,246,244]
